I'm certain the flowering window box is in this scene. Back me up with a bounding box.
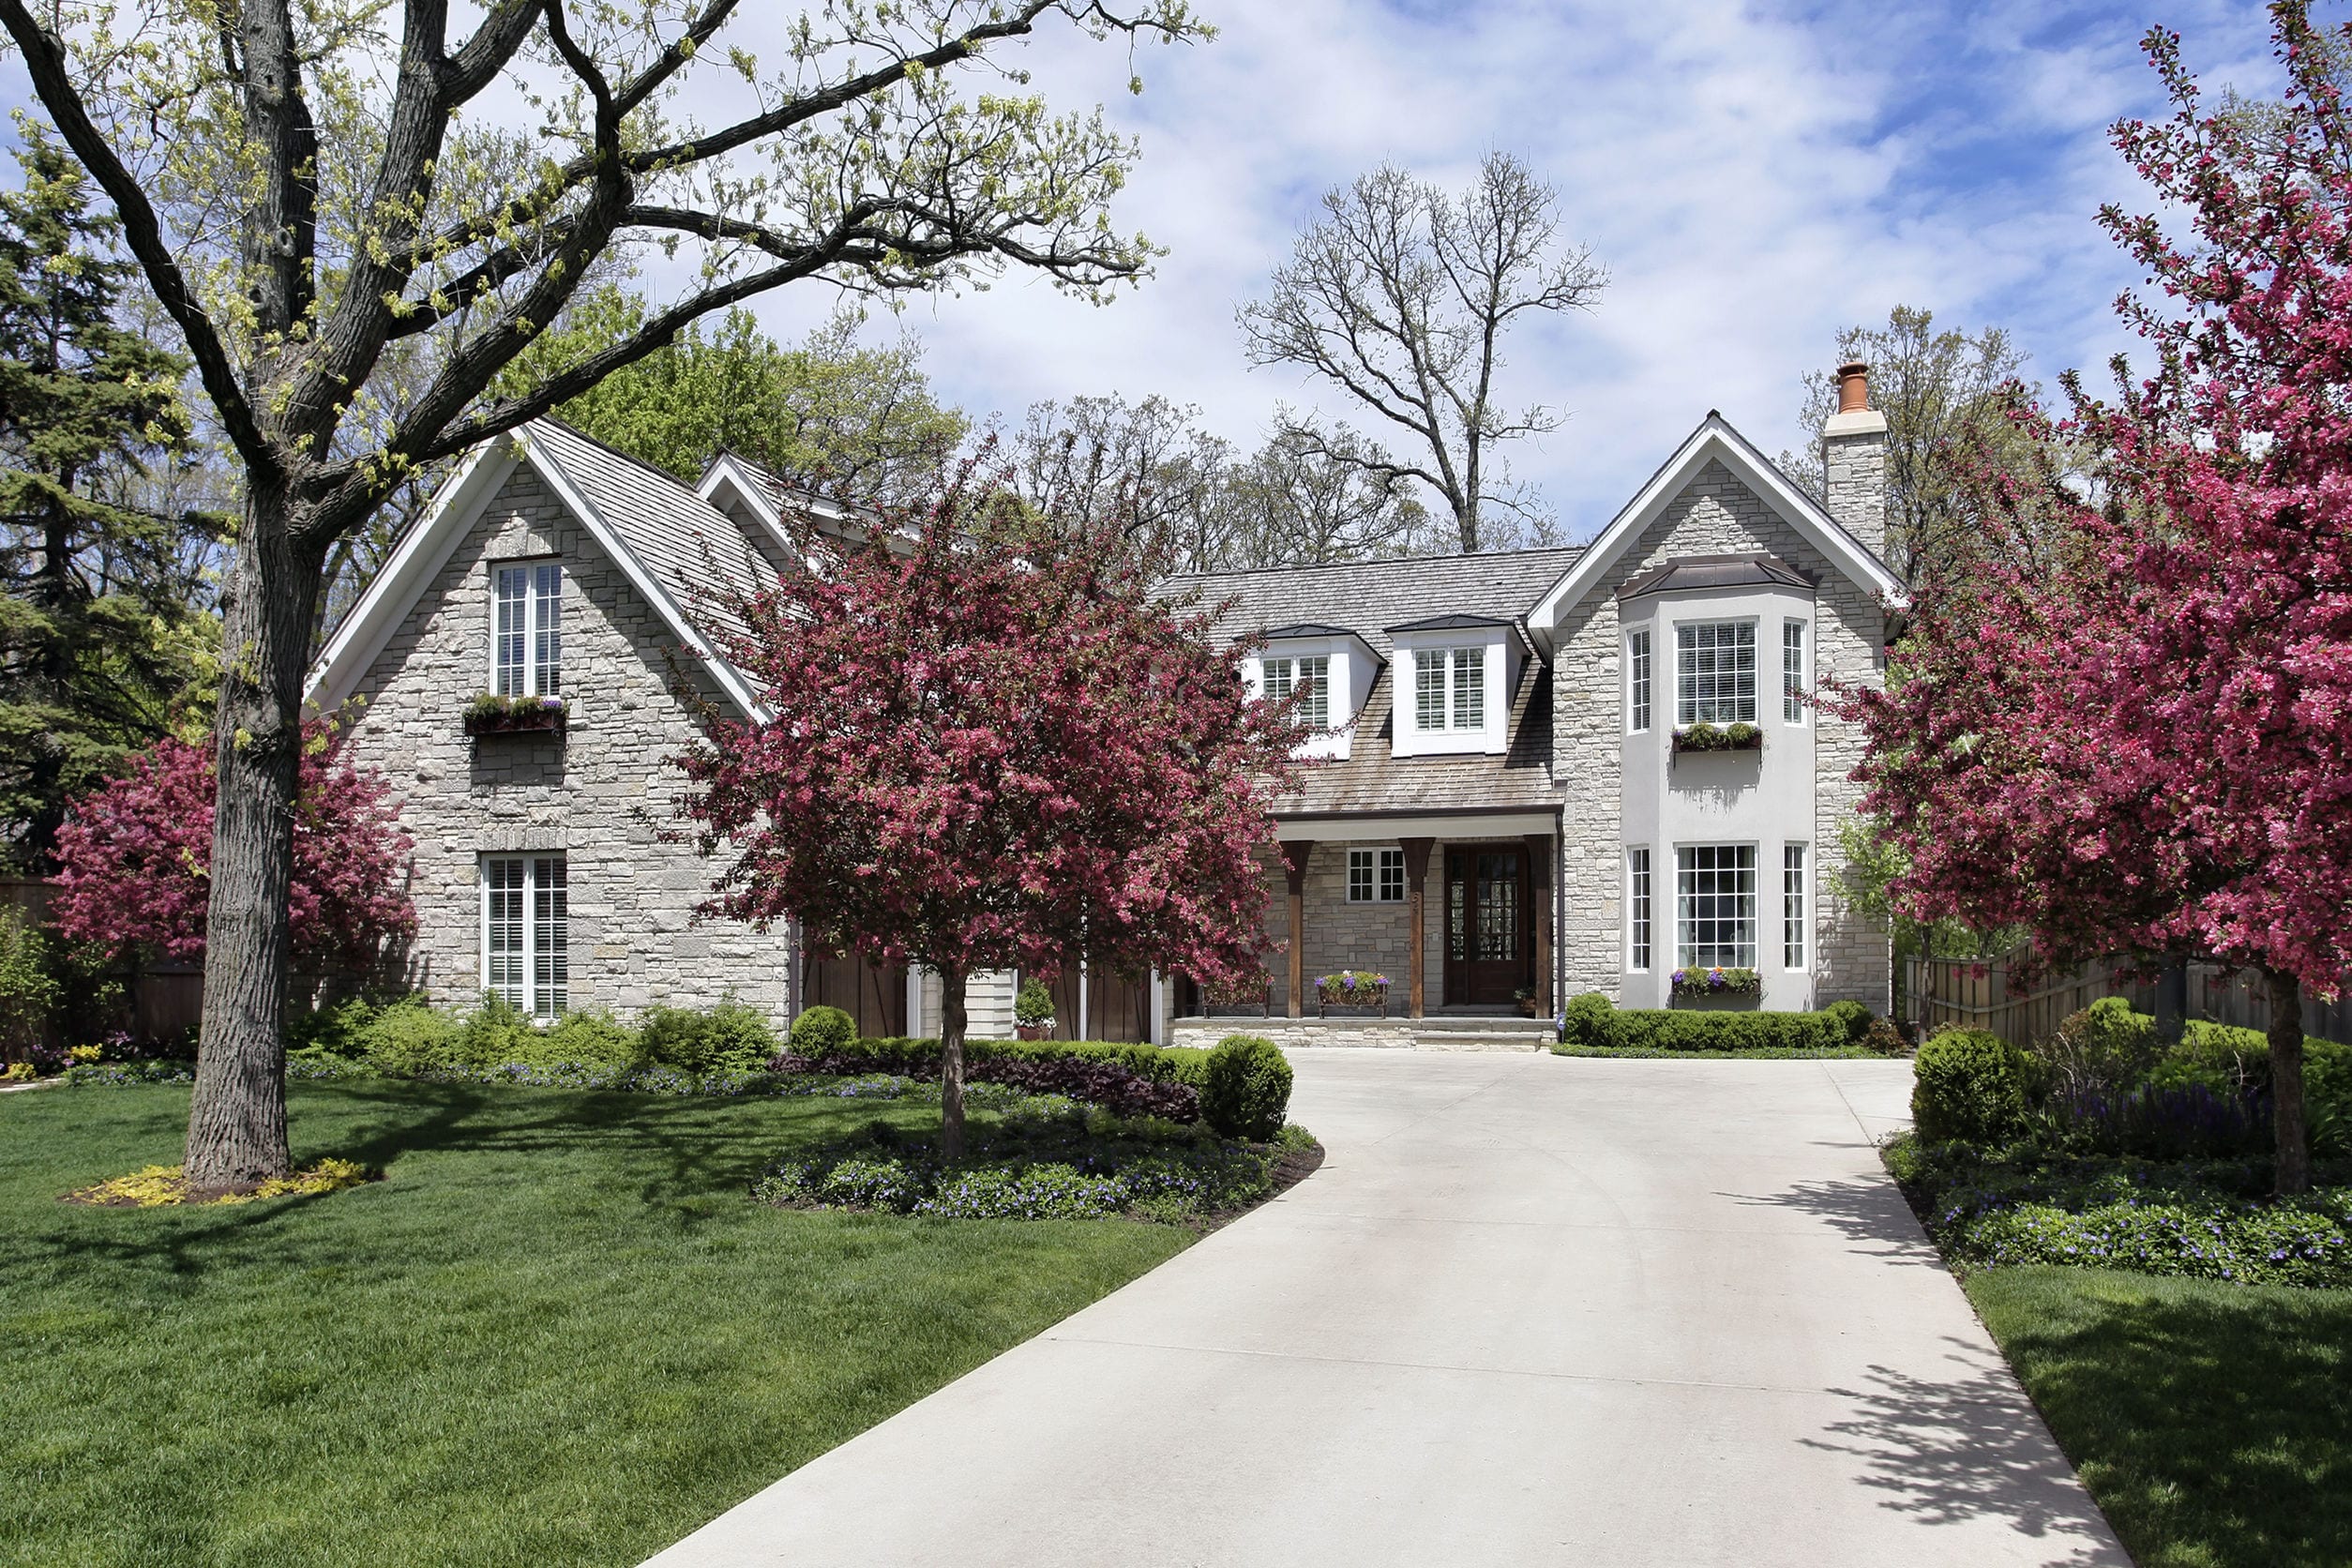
[1316,971,1391,1018]
[1669,966,1762,998]
[463,693,567,736]
[1671,721,1761,755]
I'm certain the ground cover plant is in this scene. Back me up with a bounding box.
[0,1077,1193,1568]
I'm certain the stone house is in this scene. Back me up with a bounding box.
[1161,364,1902,1046]
[308,365,1899,1049]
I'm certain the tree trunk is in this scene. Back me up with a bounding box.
[2267,968,2310,1198]
[184,482,324,1192]
[939,965,968,1161]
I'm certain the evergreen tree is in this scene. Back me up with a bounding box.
[0,130,223,867]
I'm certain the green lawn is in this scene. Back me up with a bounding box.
[1968,1266,2352,1568]
[0,1079,1191,1568]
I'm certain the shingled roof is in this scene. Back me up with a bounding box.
[1164,547,1582,820]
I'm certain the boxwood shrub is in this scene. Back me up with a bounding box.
[1552,992,1853,1053]
[1912,1027,2040,1145]
[1199,1033,1293,1140]
[780,1035,1214,1123]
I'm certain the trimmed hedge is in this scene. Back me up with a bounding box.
[780,1035,1215,1123]
[1554,992,1853,1053]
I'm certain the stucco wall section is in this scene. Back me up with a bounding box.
[1551,458,1890,1009]
[339,464,796,1022]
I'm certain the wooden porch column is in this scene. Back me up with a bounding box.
[1526,832,1555,1018]
[1399,837,1435,1018]
[1278,839,1315,1018]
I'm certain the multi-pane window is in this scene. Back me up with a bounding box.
[1414,647,1486,731]
[1628,847,1652,972]
[1348,847,1407,903]
[1676,844,1756,969]
[1264,654,1330,730]
[1628,629,1651,733]
[1675,621,1755,726]
[493,563,564,696]
[1783,619,1807,725]
[483,855,567,1018]
[1784,843,1808,971]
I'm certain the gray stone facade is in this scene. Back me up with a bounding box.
[338,464,796,1022]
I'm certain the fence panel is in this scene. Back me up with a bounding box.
[1905,954,2345,1048]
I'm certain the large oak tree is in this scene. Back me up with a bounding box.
[0,0,1203,1190]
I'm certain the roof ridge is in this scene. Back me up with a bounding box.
[1167,540,1586,584]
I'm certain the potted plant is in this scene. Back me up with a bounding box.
[462,691,567,736]
[1201,972,1273,1017]
[1315,970,1390,1018]
[1013,977,1055,1040]
[1670,720,1761,755]
[1669,965,1763,998]
[1513,985,1539,1018]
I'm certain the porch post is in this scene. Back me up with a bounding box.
[1279,839,1315,1019]
[1400,837,1435,1018]
[1525,833,1555,1018]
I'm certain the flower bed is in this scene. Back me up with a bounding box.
[461,692,566,735]
[1669,965,1762,998]
[1315,970,1390,1017]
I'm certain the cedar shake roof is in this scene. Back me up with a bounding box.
[1164,546,1582,820]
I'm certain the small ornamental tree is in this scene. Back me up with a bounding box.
[1836,4,2352,1194]
[674,461,1308,1155]
[53,719,415,977]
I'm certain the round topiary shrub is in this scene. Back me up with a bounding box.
[790,1004,857,1058]
[1199,1033,1292,1141]
[1911,1027,2038,1145]
[1559,990,1614,1048]
[1819,999,1873,1047]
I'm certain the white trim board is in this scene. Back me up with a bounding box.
[1527,413,1906,648]
[1274,812,1559,842]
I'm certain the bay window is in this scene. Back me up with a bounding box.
[1675,621,1755,726]
[1675,844,1756,970]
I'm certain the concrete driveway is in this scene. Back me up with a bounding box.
[645,1051,2127,1568]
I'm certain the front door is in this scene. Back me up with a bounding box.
[1444,846,1531,1006]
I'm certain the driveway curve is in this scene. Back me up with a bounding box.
[645,1050,2126,1568]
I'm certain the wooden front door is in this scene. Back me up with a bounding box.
[1444,846,1532,1007]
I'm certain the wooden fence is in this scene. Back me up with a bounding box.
[1903,954,2348,1047]
[0,876,204,1050]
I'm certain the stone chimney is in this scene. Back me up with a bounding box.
[1821,360,1889,565]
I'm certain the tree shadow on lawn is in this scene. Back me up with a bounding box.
[1799,1339,2131,1564]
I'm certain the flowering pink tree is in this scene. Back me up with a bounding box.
[675,463,1307,1155]
[1840,4,2352,1193]
[53,721,416,974]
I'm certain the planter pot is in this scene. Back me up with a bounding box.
[1203,986,1272,1018]
[1316,988,1389,1018]
[1670,726,1762,756]
[1014,1024,1052,1041]
[1515,997,1539,1018]
[463,707,565,737]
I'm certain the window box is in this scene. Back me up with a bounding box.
[1201,976,1273,1018]
[463,692,567,736]
[1671,721,1761,755]
[1316,971,1390,1018]
[1669,965,1762,998]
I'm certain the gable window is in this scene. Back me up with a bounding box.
[1415,647,1485,731]
[494,563,564,696]
[1627,847,1652,972]
[1675,844,1756,970]
[1783,843,1808,970]
[1264,654,1330,729]
[483,854,567,1018]
[1628,629,1651,733]
[1348,847,1407,903]
[1675,621,1755,726]
[1783,619,1808,725]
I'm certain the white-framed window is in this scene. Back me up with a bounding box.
[1414,647,1485,731]
[1264,653,1330,730]
[1676,845,1756,970]
[483,854,567,1018]
[1676,620,1755,726]
[1348,847,1407,903]
[493,562,564,696]
[1628,629,1651,733]
[1783,844,1808,971]
[1783,618,1808,726]
[1628,847,1652,972]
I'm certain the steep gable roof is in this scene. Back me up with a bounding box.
[306,418,766,717]
[1168,545,1585,658]
[1527,412,1903,644]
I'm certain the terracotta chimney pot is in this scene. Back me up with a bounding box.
[1835,361,1870,415]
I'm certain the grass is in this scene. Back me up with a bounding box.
[1966,1266,2352,1568]
[0,1079,1191,1568]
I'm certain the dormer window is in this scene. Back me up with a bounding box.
[1675,620,1754,727]
[1264,654,1330,730]
[494,562,563,696]
[1414,647,1485,731]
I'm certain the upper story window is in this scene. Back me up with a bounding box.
[494,562,563,696]
[1783,618,1808,726]
[1415,647,1485,731]
[1628,629,1651,733]
[1264,654,1330,730]
[1676,620,1754,727]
